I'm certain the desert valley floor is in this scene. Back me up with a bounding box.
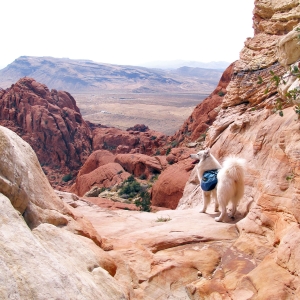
[74,92,209,135]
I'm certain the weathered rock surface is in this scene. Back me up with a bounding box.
[152,147,195,209]
[67,195,239,300]
[0,125,127,299]
[178,1,300,298]
[171,63,234,146]
[0,77,93,187]
[92,126,168,156]
[71,162,131,197]
[115,153,163,178]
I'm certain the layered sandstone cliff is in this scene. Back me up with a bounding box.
[178,0,300,298]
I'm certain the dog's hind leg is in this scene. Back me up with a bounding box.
[212,189,219,212]
[200,191,211,213]
[214,199,226,222]
[228,203,237,219]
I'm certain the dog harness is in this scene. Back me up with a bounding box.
[201,169,219,191]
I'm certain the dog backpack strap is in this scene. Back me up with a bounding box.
[200,169,219,191]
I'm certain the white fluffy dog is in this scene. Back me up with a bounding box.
[190,148,246,222]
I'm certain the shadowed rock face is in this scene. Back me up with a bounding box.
[0,77,93,186]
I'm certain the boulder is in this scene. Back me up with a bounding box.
[115,153,163,178]
[77,149,116,177]
[0,125,127,299]
[70,162,131,197]
[152,148,195,209]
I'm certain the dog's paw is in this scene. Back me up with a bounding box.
[227,213,235,220]
[214,216,222,222]
[199,209,206,213]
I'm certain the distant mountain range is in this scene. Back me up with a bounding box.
[0,56,225,93]
[140,60,231,70]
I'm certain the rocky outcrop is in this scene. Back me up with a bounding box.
[67,195,239,300]
[71,162,131,197]
[178,1,300,298]
[151,147,195,209]
[115,153,163,178]
[0,77,92,187]
[76,150,116,177]
[92,126,168,156]
[70,150,164,197]
[0,125,127,299]
[171,63,234,146]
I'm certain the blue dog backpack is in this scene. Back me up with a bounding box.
[201,169,219,191]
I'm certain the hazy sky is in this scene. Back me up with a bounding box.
[0,0,254,69]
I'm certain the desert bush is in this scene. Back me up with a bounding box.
[62,173,72,182]
[156,215,171,222]
[257,28,300,118]
[135,191,151,212]
[139,173,147,180]
[118,176,142,198]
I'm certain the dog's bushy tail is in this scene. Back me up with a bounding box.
[222,157,246,180]
[218,157,246,205]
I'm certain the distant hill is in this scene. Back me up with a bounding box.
[0,56,224,93]
[140,60,231,70]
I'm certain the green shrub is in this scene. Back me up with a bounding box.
[62,173,72,182]
[139,173,147,180]
[135,191,151,212]
[118,176,142,198]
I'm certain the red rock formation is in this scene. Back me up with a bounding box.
[126,123,149,132]
[92,126,168,156]
[77,150,116,177]
[151,147,195,209]
[115,153,163,178]
[179,1,300,298]
[71,162,130,197]
[0,77,92,187]
[171,63,235,146]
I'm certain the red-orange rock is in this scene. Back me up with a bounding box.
[77,150,116,177]
[115,153,163,178]
[92,126,168,156]
[71,162,130,197]
[0,77,92,187]
[152,148,195,209]
[171,63,234,146]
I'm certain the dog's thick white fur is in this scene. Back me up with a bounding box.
[190,148,246,222]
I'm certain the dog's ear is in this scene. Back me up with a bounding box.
[203,148,210,159]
